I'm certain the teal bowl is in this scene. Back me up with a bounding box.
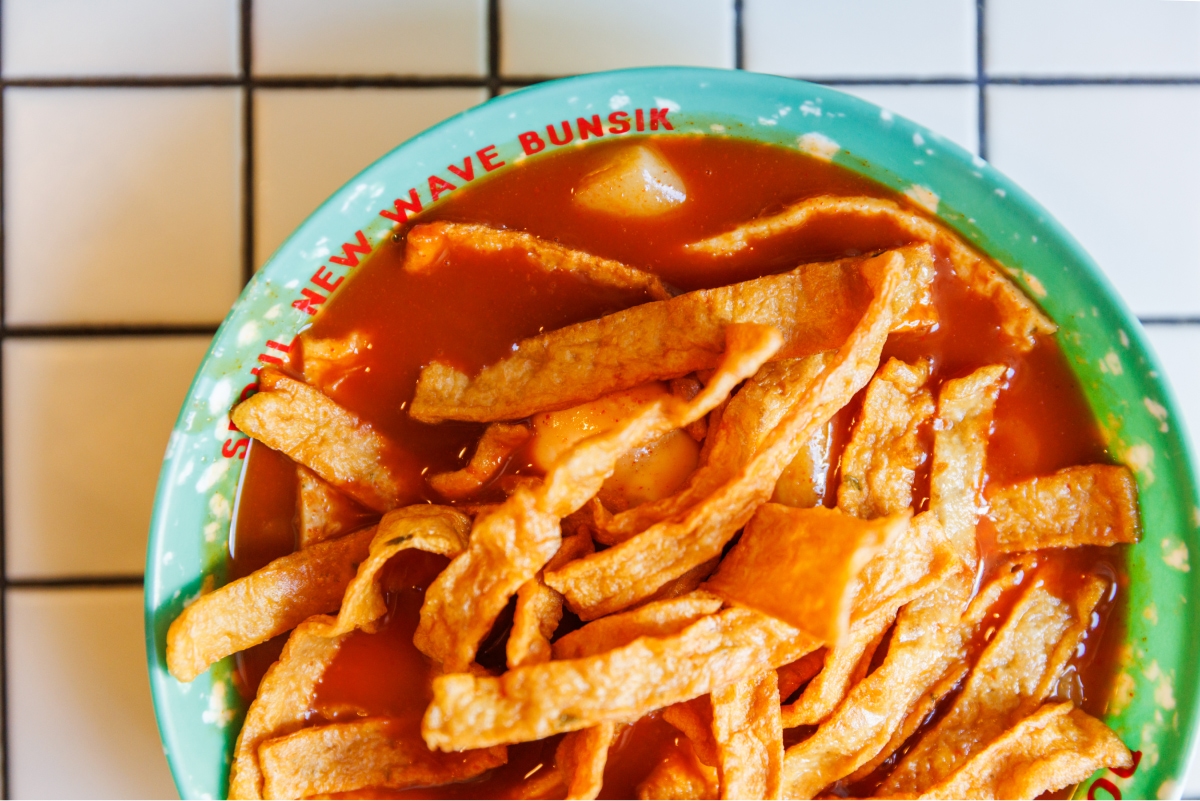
[145,67,1200,800]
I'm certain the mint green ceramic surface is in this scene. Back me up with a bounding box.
[146,67,1200,800]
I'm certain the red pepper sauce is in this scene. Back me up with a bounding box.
[227,134,1127,797]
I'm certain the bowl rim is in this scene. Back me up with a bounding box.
[145,65,1200,800]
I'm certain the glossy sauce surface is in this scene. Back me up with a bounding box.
[228,135,1124,797]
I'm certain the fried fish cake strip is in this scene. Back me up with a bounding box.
[711,670,784,800]
[233,367,411,511]
[782,572,973,800]
[641,556,722,605]
[780,605,894,729]
[296,465,374,548]
[686,194,1055,351]
[552,590,725,661]
[546,247,935,620]
[988,464,1141,552]
[880,573,1107,796]
[837,358,934,519]
[300,331,368,394]
[507,532,594,669]
[555,722,621,800]
[782,520,950,733]
[777,650,827,702]
[404,221,672,301]
[418,488,560,673]
[596,355,831,544]
[637,742,720,800]
[328,506,471,637]
[705,505,909,643]
[784,355,939,726]
[415,324,783,672]
[258,717,507,800]
[166,526,374,682]
[664,696,720,767]
[507,690,622,797]
[844,558,1037,785]
[931,364,1008,567]
[846,662,970,785]
[429,422,531,500]
[228,616,347,800]
[917,702,1132,800]
[785,368,1005,726]
[780,367,1007,797]
[410,247,924,424]
[422,606,818,751]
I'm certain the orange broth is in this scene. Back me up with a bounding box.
[227,134,1125,797]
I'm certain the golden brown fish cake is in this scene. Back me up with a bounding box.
[166,526,374,683]
[705,505,909,644]
[258,717,507,799]
[403,221,671,301]
[428,422,532,500]
[415,323,782,672]
[685,194,1053,351]
[409,247,932,424]
[988,464,1141,552]
[233,367,409,512]
[710,669,783,800]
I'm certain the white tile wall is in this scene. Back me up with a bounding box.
[4,87,244,325]
[7,587,177,799]
[987,85,1200,319]
[254,87,487,267]
[2,0,240,78]
[988,0,1200,77]
[743,0,976,78]
[837,84,979,155]
[4,337,210,579]
[501,0,735,75]
[1,2,1198,799]
[253,0,487,77]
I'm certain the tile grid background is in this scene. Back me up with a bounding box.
[3,0,1200,797]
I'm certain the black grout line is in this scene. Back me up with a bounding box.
[803,76,978,86]
[733,0,744,70]
[3,324,220,338]
[255,75,492,89]
[241,0,255,285]
[1139,318,1200,326]
[4,75,1200,91]
[976,0,988,160]
[988,75,1200,86]
[7,575,144,590]
[2,75,244,88]
[0,0,11,791]
[1,75,493,89]
[0,0,9,788]
[487,0,501,98]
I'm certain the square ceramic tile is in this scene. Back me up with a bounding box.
[8,587,178,799]
[4,88,243,326]
[501,0,734,76]
[987,86,1200,318]
[1143,325,1200,466]
[987,0,1200,77]
[743,0,975,79]
[2,0,239,78]
[253,0,487,77]
[254,87,487,267]
[835,84,978,155]
[4,337,210,579]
